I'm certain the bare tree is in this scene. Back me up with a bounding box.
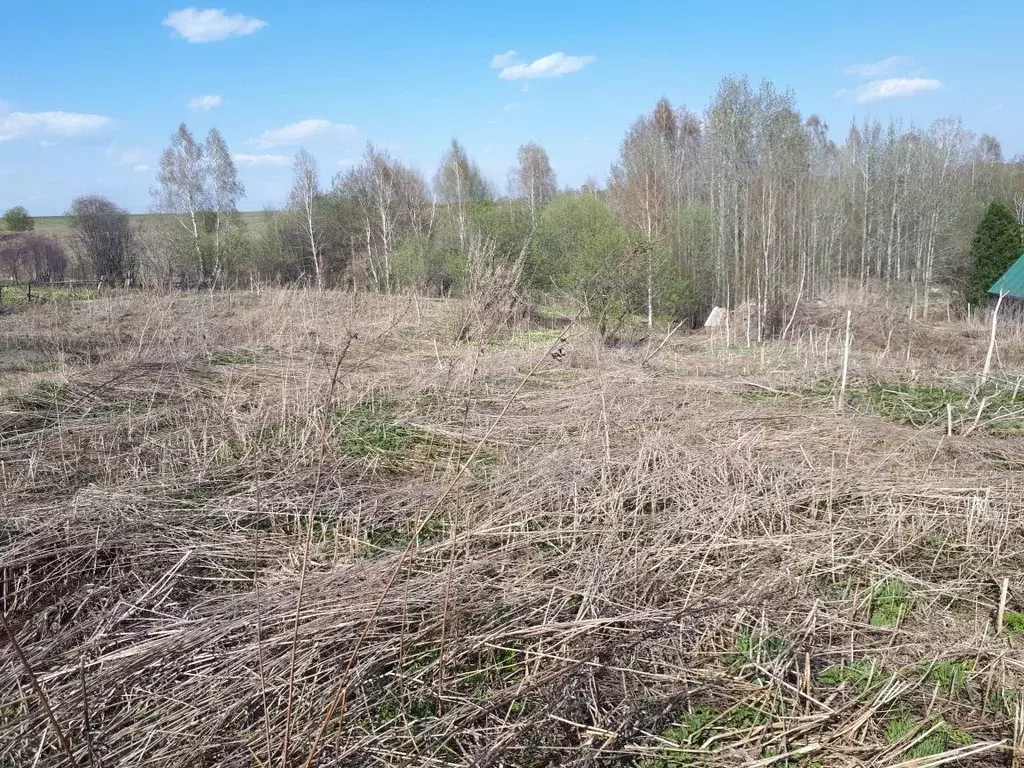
[289,149,325,289]
[609,101,675,326]
[205,127,245,280]
[0,234,68,281]
[155,123,208,282]
[509,142,557,220]
[69,195,136,283]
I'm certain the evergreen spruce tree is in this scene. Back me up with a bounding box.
[965,201,1022,306]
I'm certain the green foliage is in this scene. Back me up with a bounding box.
[965,200,1022,306]
[392,231,461,295]
[986,687,1019,715]
[470,200,534,262]
[884,715,972,759]
[731,625,787,662]
[335,399,424,464]
[333,397,498,474]
[532,193,625,292]
[818,380,1024,435]
[722,626,788,679]
[924,659,973,696]
[1003,610,1024,634]
[641,707,718,767]
[817,658,878,692]
[651,245,697,320]
[0,283,98,307]
[863,383,963,427]
[870,579,911,627]
[2,206,34,232]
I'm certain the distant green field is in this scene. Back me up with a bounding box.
[31,211,269,236]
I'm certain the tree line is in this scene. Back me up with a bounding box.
[4,75,1023,333]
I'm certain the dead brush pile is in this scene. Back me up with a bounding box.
[1,290,1024,767]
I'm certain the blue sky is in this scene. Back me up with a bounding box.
[1,1,1021,215]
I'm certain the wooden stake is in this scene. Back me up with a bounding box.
[997,576,1010,635]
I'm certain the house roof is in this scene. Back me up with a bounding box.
[989,252,1024,299]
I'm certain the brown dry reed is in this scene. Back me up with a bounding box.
[1,286,1024,767]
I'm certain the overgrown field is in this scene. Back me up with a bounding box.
[31,210,268,237]
[1,289,1024,767]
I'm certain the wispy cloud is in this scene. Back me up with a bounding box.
[163,8,267,43]
[0,111,114,142]
[497,52,595,80]
[503,102,521,112]
[490,50,518,68]
[247,119,356,149]
[855,77,944,103]
[233,153,291,167]
[336,158,356,167]
[845,56,914,79]
[105,146,148,165]
[132,164,151,173]
[189,94,223,111]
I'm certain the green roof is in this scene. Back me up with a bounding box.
[989,252,1024,299]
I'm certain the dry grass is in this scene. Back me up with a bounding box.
[2,288,1024,767]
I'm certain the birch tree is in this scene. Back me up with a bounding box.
[334,142,430,291]
[509,142,557,220]
[156,123,208,282]
[433,139,492,250]
[289,149,326,289]
[205,127,244,280]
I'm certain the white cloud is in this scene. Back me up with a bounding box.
[845,56,914,79]
[39,140,57,148]
[162,8,267,43]
[247,118,356,148]
[855,77,944,103]
[503,102,520,112]
[233,152,291,167]
[132,164,151,173]
[189,94,223,111]
[490,50,518,68]
[498,52,595,81]
[832,88,848,99]
[0,111,114,142]
[336,158,356,167]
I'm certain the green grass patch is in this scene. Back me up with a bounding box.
[987,687,1019,715]
[818,658,879,692]
[804,378,1024,434]
[640,706,718,767]
[884,715,972,759]
[206,348,261,366]
[870,579,911,627]
[0,283,100,308]
[1002,610,1024,634]
[922,659,974,696]
[334,397,497,472]
[357,519,446,557]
